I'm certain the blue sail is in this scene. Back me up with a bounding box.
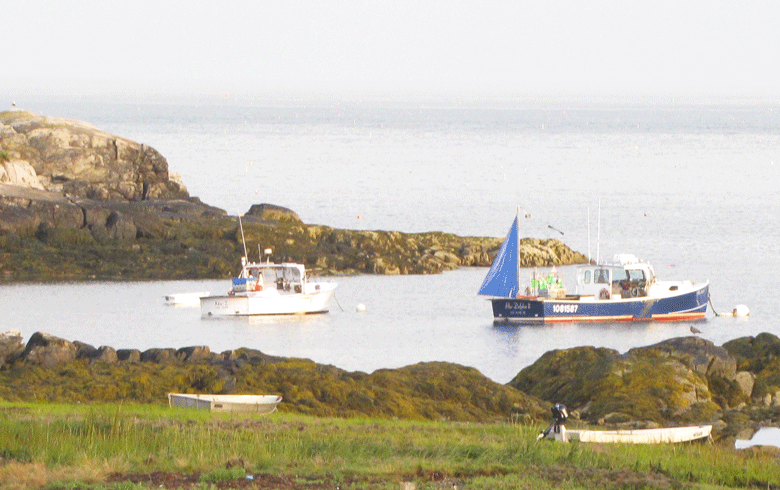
[478,215,520,298]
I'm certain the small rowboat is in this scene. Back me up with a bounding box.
[537,404,712,444]
[168,393,282,414]
[543,425,713,444]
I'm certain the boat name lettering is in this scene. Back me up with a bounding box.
[553,304,579,314]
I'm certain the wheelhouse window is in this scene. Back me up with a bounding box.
[612,268,627,282]
[627,269,646,281]
[584,270,591,284]
[594,269,609,284]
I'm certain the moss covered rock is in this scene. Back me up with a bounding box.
[508,337,731,424]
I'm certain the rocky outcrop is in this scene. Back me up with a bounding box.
[244,203,302,224]
[0,110,589,279]
[0,111,187,201]
[0,110,226,241]
[508,336,761,425]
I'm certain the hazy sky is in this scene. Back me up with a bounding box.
[4,1,779,100]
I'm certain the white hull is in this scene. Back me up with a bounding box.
[168,393,282,414]
[165,291,210,306]
[548,425,712,444]
[201,283,337,316]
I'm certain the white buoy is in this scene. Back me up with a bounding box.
[733,304,750,317]
[356,303,366,312]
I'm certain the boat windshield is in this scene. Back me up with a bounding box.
[594,269,610,284]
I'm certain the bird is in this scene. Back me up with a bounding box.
[690,325,702,335]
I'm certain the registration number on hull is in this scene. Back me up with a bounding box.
[552,304,579,314]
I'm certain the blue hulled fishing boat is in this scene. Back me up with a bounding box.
[478,208,709,323]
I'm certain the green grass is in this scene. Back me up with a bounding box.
[0,402,776,489]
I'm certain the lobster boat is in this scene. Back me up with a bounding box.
[200,248,337,317]
[478,208,709,323]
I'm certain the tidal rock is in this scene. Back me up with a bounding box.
[22,332,77,367]
[141,348,176,363]
[0,330,25,365]
[245,203,302,223]
[509,337,725,423]
[629,336,736,379]
[176,346,211,363]
[117,349,141,362]
[94,346,118,363]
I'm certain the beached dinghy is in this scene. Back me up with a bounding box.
[537,404,712,444]
[168,393,282,414]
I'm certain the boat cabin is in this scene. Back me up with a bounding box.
[232,257,307,294]
[576,254,656,299]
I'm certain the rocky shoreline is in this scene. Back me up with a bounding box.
[3,110,777,449]
[2,329,778,446]
[0,109,588,280]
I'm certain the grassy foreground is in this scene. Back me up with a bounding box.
[0,403,776,490]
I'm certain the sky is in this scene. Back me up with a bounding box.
[4,1,780,101]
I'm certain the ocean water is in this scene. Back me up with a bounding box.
[4,96,779,384]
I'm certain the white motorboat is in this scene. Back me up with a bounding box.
[200,248,337,317]
[168,393,282,414]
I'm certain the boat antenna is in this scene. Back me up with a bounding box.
[587,205,591,263]
[238,213,248,260]
[596,198,601,265]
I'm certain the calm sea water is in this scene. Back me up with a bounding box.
[4,96,779,385]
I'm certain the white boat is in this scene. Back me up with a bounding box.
[544,425,713,444]
[167,393,282,414]
[200,248,337,317]
[164,291,210,305]
[538,404,712,444]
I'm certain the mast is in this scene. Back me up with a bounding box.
[596,198,601,265]
[587,205,591,263]
[516,205,522,292]
[238,214,248,261]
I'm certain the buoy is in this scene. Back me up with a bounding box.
[733,304,750,317]
[356,303,366,312]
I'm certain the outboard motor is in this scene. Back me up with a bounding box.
[538,404,568,440]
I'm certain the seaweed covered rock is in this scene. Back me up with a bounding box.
[724,333,780,405]
[508,337,732,424]
[0,333,548,424]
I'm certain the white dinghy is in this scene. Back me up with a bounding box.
[538,404,712,444]
[168,393,282,414]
